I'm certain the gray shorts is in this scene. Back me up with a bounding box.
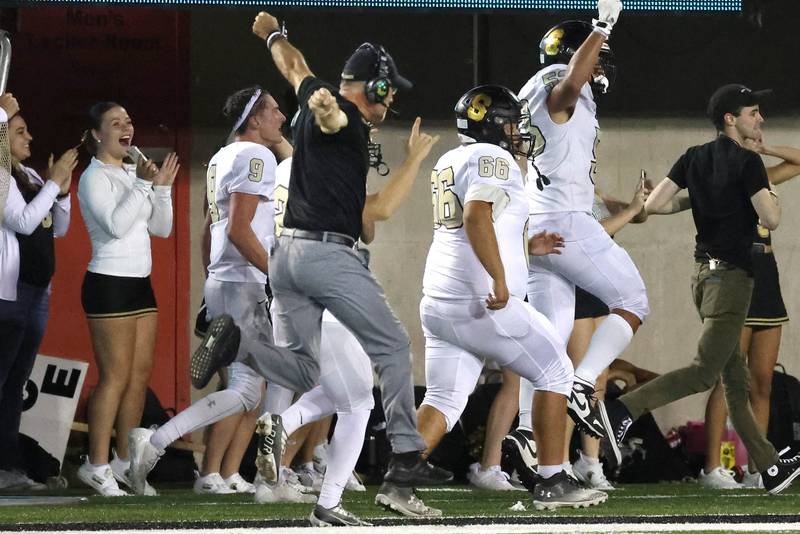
[204,279,272,364]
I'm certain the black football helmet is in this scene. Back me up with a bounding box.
[455,84,534,159]
[539,20,617,95]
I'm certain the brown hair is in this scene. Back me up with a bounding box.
[80,101,121,156]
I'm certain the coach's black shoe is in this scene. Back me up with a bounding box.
[383,454,453,487]
[501,429,539,492]
[375,482,442,518]
[190,314,240,389]
[600,398,632,469]
[762,447,800,494]
[309,502,372,526]
[566,378,609,440]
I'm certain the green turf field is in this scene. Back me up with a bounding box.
[1,482,799,528]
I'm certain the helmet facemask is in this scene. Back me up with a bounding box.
[591,46,617,97]
[505,101,535,161]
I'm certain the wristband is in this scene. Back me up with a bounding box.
[265,22,288,49]
[592,19,612,38]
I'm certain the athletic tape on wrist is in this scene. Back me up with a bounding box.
[592,19,612,38]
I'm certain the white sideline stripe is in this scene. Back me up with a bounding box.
[48,523,800,534]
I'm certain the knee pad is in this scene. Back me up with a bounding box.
[621,284,650,322]
[421,385,469,432]
[228,362,265,411]
[535,354,574,397]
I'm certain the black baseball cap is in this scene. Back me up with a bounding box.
[707,83,772,125]
[341,43,413,91]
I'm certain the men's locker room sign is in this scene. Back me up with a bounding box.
[20,355,88,466]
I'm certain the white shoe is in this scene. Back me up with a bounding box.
[699,467,743,489]
[128,428,164,495]
[279,467,316,494]
[254,479,316,504]
[295,463,323,492]
[0,469,46,491]
[224,473,255,493]
[573,451,616,490]
[467,463,516,491]
[742,468,764,489]
[109,450,157,496]
[345,471,366,492]
[193,471,236,494]
[77,458,128,497]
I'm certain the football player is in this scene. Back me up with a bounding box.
[416,84,607,510]
[261,117,441,526]
[126,86,287,495]
[513,0,646,467]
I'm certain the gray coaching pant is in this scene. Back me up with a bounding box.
[244,233,426,454]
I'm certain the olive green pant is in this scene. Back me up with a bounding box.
[620,262,778,471]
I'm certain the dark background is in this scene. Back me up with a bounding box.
[189,1,798,127]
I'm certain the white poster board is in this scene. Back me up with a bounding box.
[19,355,88,467]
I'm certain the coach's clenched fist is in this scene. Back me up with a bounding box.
[309,88,348,134]
[252,11,279,39]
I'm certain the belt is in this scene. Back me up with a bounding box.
[751,243,773,254]
[281,229,357,248]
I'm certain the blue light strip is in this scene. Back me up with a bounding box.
[18,0,743,9]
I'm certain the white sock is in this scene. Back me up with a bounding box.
[539,465,561,479]
[280,386,335,437]
[264,383,294,414]
[317,410,369,509]
[517,378,535,432]
[561,461,571,471]
[150,390,244,451]
[579,450,600,465]
[575,314,634,386]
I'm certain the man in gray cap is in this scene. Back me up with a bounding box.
[604,83,800,495]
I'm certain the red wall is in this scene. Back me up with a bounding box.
[8,6,192,414]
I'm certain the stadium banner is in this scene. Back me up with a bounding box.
[19,355,89,466]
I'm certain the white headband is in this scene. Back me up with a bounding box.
[231,89,262,136]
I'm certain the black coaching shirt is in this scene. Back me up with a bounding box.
[668,135,769,273]
[285,76,371,241]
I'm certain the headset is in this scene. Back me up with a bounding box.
[363,43,392,104]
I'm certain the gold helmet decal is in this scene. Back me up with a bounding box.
[467,93,492,121]
[544,28,565,56]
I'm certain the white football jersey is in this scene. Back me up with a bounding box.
[273,157,291,236]
[519,63,600,215]
[423,143,529,300]
[207,141,277,283]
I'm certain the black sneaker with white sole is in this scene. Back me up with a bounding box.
[762,447,800,494]
[601,398,632,468]
[190,314,240,389]
[501,428,539,492]
[383,455,453,487]
[566,378,610,440]
[309,503,372,526]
